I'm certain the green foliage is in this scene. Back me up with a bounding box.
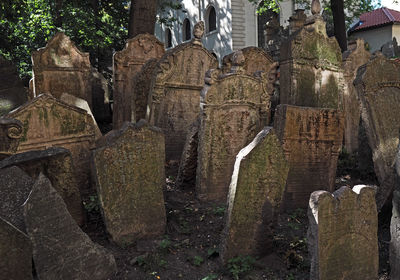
[192,255,204,266]
[212,205,226,216]
[157,0,183,27]
[159,237,172,252]
[83,195,100,212]
[201,274,218,280]
[227,255,256,280]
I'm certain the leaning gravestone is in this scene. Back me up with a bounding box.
[24,174,117,280]
[342,39,370,153]
[0,55,27,116]
[90,67,111,123]
[6,94,98,194]
[308,185,378,280]
[221,127,289,262]
[113,34,164,129]
[354,53,400,209]
[0,217,32,280]
[92,121,166,246]
[0,147,84,225]
[147,21,218,163]
[274,104,344,210]
[0,117,23,160]
[196,51,275,201]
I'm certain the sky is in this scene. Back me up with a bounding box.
[379,0,400,10]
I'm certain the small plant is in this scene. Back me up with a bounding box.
[227,255,255,280]
[286,273,295,280]
[201,274,218,280]
[159,237,172,253]
[207,248,219,258]
[83,195,100,212]
[159,259,167,268]
[192,255,204,266]
[213,205,226,216]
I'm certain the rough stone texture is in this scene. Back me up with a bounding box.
[354,53,400,209]
[0,217,32,280]
[274,105,344,210]
[280,15,344,109]
[0,55,28,116]
[32,32,92,106]
[390,142,400,279]
[147,22,218,164]
[196,55,274,201]
[6,94,97,194]
[113,34,164,129]
[342,39,370,153]
[92,121,166,246]
[91,68,111,123]
[221,127,289,262]
[381,37,400,58]
[0,166,33,232]
[0,117,23,159]
[0,147,84,225]
[24,174,117,280]
[308,186,378,280]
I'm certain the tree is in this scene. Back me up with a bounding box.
[128,0,157,38]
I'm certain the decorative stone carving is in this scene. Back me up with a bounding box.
[0,117,23,159]
[113,34,164,129]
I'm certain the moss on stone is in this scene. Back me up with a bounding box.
[319,74,339,108]
[296,68,317,107]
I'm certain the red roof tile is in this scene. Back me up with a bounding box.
[352,7,400,32]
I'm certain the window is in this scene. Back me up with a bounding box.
[183,18,191,41]
[206,6,217,33]
[165,28,172,48]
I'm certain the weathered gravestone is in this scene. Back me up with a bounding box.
[0,55,27,116]
[92,121,166,246]
[354,53,400,209]
[280,3,344,109]
[342,39,370,154]
[0,217,32,280]
[113,34,164,129]
[274,104,344,210]
[221,127,289,262]
[0,147,84,225]
[24,173,117,280]
[0,117,23,160]
[196,51,275,201]
[90,68,111,123]
[308,186,378,280]
[6,94,98,194]
[390,140,400,279]
[147,21,218,163]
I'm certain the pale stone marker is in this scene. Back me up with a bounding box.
[0,117,23,160]
[390,142,400,279]
[24,173,117,280]
[92,120,166,246]
[221,127,289,262]
[308,185,378,280]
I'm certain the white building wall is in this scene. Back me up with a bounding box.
[350,25,393,52]
[393,24,400,42]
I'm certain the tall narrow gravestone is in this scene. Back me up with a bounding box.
[221,127,289,262]
[274,104,344,210]
[391,142,400,279]
[92,121,166,246]
[113,34,164,129]
[354,53,400,209]
[308,186,378,280]
[147,21,218,163]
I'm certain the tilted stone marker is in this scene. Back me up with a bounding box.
[24,173,117,280]
[274,104,344,210]
[147,21,218,163]
[0,117,23,160]
[221,127,289,262]
[390,141,400,279]
[0,147,84,225]
[354,53,400,209]
[0,217,32,280]
[113,34,164,129]
[92,121,166,246]
[6,94,98,194]
[90,67,111,123]
[308,185,378,280]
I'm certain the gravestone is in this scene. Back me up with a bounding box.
[354,53,400,209]
[92,121,166,246]
[280,4,344,109]
[391,142,400,279]
[24,174,117,280]
[147,21,218,163]
[0,166,34,232]
[0,217,32,280]
[0,55,27,115]
[32,32,92,106]
[308,186,378,280]
[196,51,275,201]
[0,147,84,225]
[274,104,344,210]
[342,39,370,153]
[91,68,111,123]
[221,127,289,262]
[6,94,98,194]
[113,34,164,129]
[0,117,23,160]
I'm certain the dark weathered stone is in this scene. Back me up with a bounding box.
[91,68,111,123]
[0,117,23,159]
[0,217,32,280]
[221,127,289,262]
[390,142,400,279]
[92,120,166,246]
[308,186,378,280]
[274,105,344,210]
[0,147,84,225]
[0,166,33,232]
[24,174,117,280]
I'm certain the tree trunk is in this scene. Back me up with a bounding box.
[331,0,347,52]
[128,0,157,38]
